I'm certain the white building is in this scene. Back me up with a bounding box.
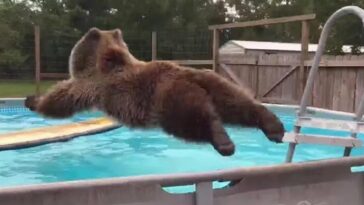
[219,40,362,56]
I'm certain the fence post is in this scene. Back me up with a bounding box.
[212,29,220,72]
[254,57,259,98]
[34,25,41,96]
[152,31,157,60]
[299,20,310,99]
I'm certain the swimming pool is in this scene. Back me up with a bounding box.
[0,105,363,189]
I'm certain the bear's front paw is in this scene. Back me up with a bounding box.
[25,95,38,111]
[214,142,235,156]
[262,121,285,143]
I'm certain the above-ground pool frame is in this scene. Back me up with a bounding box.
[0,155,363,205]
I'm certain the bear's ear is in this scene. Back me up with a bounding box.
[101,47,126,73]
[113,29,123,39]
[85,27,101,40]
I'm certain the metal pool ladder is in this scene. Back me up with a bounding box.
[284,6,364,163]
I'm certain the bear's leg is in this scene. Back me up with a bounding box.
[190,71,284,143]
[219,100,284,143]
[248,103,284,143]
[25,80,96,118]
[159,80,235,156]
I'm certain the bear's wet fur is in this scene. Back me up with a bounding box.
[25,28,285,156]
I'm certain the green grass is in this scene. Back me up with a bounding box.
[0,80,56,98]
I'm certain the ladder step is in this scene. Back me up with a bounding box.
[296,117,364,133]
[283,132,362,147]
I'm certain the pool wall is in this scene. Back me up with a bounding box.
[0,156,363,205]
[0,98,25,110]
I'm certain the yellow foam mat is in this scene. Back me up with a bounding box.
[0,117,120,150]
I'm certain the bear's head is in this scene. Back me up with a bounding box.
[69,28,140,79]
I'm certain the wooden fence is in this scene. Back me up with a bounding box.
[34,13,364,113]
[219,53,364,113]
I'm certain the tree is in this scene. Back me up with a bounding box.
[0,1,33,77]
[226,0,364,54]
[2,0,364,78]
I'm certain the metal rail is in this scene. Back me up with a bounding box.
[286,6,364,162]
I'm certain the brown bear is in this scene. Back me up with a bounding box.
[25,28,285,156]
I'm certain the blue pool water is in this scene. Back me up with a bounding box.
[0,106,363,189]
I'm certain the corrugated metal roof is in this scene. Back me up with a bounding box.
[230,40,318,52]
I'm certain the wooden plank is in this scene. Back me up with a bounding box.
[220,55,298,66]
[209,14,316,30]
[311,66,319,108]
[275,55,298,100]
[341,63,356,112]
[304,59,364,67]
[212,29,220,72]
[325,67,335,110]
[320,68,328,109]
[219,54,258,65]
[34,25,41,95]
[167,60,213,65]
[312,66,325,109]
[220,64,245,87]
[256,56,273,98]
[290,55,301,101]
[260,97,298,104]
[249,63,259,96]
[151,31,157,60]
[40,73,69,79]
[299,20,310,98]
[355,60,364,111]
[262,65,299,97]
[333,55,354,112]
[235,65,250,87]
[283,133,362,147]
[221,56,364,67]
[322,55,338,110]
[253,62,260,97]
[332,56,344,111]
[347,69,357,113]
[269,55,283,98]
[281,65,297,101]
[257,56,268,97]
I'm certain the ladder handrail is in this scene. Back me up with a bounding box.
[299,6,364,117]
[286,6,364,162]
